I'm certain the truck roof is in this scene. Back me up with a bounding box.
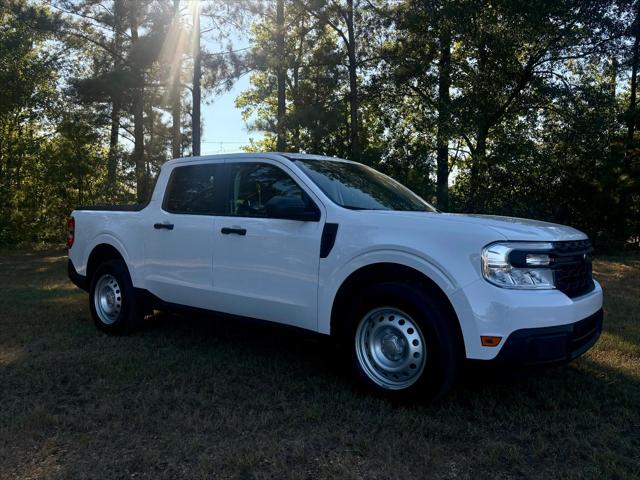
[164,152,354,168]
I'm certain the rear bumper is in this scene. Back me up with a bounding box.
[486,308,603,366]
[68,259,89,291]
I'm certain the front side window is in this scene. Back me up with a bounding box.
[163,164,219,214]
[227,162,312,217]
[295,159,436,212]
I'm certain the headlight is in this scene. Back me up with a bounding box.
[481,242,555,289]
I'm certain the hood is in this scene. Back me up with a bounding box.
[350,210,588,243]
[440,213,588,242]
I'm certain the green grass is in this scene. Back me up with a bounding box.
[0,250,638,479]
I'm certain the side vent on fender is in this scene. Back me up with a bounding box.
[320,223,339,258]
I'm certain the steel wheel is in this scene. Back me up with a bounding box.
[355,307,427,390]
[94,274,122,325]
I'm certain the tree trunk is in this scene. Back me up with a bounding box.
[291,18,306,151]
[468,124,488,212]
[435,22,451,211]
[276,0,286,152]
[147,103,154,181]
[107,97,121,194]
[129,10,146,203]
[620,11,640,241]
[107,0,125,196]
[192,2,201,157]
[292,64,300,150]
[627,21,639,147]
[171,0,182,159]
[467,34,489,212]
[346,0,359,161]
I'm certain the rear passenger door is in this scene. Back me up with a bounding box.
[144,162,223,310]
[212,160,324,331]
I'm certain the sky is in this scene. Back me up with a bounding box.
[200,73,262,155]
[199,30,263,155]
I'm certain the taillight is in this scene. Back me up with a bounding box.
[66,217,75,248]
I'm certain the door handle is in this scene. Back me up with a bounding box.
[221,227,246,236]
[154,222,174,230]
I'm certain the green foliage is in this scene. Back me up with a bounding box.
[237,2,349,156]
[239,0,639,248]
[1,0,639,248]
[0,1,65,243]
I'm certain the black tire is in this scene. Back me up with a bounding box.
[89,259,143,335]
[342,282,461,401]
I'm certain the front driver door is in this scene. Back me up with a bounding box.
[212,160,324,331]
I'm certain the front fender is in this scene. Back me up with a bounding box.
[317,248,462,335]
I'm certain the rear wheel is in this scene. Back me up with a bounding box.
[89,259,143,334]
[344,282,460,400]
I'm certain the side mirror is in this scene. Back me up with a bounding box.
[265,196,320,221]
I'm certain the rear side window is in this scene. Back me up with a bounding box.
[163,164,220,214]
[227,162,311,217]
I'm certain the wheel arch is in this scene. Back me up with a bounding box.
[86,243,128,284]
[328,262,466,357]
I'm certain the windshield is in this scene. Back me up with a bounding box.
[295,159,436,212]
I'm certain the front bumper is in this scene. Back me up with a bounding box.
[452,277,603,360]
[487,308,603,366]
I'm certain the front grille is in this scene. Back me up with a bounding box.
[552,240,594,298]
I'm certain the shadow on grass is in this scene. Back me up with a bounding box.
[2,247,637,409]
[1,249,639,478]
[138,306,640,405]
[3,304,639,479]
[5,268,639,407]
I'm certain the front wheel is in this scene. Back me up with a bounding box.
[355,307,427,391]
[345,282,461,400]
[89,259,143,335]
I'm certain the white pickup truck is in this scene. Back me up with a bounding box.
[67,153,603,398]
